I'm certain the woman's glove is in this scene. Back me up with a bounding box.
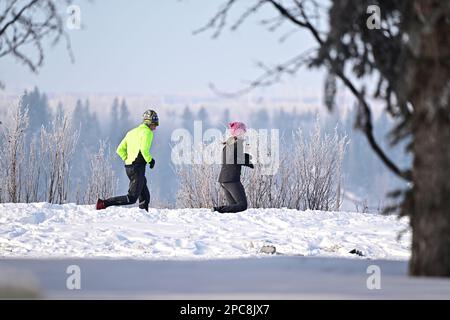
[244,153,254,169]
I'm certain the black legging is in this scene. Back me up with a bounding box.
[104,163,150,211]
[220,181,248,213]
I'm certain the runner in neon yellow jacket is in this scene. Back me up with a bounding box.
[116,123,154,165]
[96,110,159,212]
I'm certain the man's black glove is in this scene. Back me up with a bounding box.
[149,158,155,169]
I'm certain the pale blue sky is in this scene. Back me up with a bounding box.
[1,0,324,96]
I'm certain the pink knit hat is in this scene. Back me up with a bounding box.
[229,122,247,137]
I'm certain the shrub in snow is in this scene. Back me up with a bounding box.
[175,141,223,208]
[0,100,28,202]
[40,115,79,204]
[175,117,348,210]
[85,141,118,204]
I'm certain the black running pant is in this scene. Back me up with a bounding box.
[220,181,248,213]
[104,163,150,211]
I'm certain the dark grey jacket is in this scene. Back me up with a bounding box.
[218,137,253,183]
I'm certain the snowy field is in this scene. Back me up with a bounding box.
[0,203,411,260]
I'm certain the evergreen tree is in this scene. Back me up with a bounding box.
[72,99,85,134]
[197,107,210,129]
[181,106,194,133]
[251,108,270,129]
[220,108,231,129]
[119,99,132,138]
[90,111,102,144]
[55,102,64,122]
[20,87,52,140]
[109,97,120,144]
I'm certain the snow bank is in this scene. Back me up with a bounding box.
[0,203,411,260]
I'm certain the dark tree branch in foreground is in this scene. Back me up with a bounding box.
[0,0,74,88]
[199,0,450,277]
[209,48,317,97]
[197,0,411,182]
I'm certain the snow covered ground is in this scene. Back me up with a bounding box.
[3,203,449,300]
[0,203,411,260]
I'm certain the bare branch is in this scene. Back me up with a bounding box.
[0,0,39,37]
[230,0,266,31]
[0,0,74,86]
[193,0,237,38]
[198,0,410,182]
[0,0,20,25]
[210,48,317,97]
[333,67,411,181]
[268,0,323,44]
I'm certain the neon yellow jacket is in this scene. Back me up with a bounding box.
[116,123,154,165]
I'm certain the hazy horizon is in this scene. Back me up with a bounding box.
[0,0,324,99]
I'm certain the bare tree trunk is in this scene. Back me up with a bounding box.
[408,0,450,276]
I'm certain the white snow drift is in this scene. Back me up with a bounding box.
[0,203,411,260]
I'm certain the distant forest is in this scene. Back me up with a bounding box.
[0,87,410,211]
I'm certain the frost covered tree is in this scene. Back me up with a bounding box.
[175,117,346,210]
[0,100,28,202]
[20,87,52,140]
[242,117,347,210]
[175,142,223,208]
[70,99,105,202]
[40,115,79,204]
[198,0,450,277]
[291,120,347,211]
[23,136,42,203]
[85,141,118,204]
[175,163,223,209]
